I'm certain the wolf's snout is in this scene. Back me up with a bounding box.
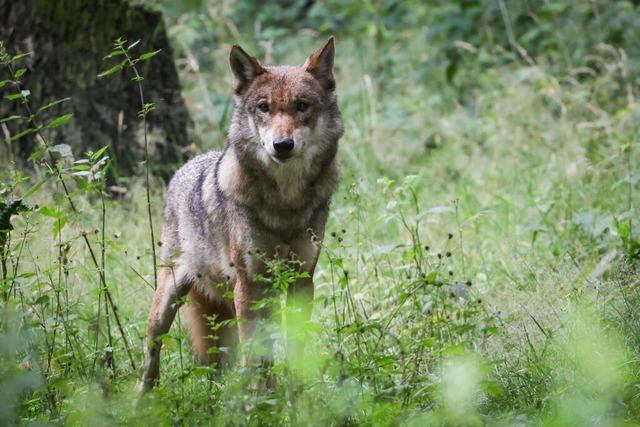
[273,137,294,157]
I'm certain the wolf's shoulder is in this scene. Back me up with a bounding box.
[165,150,221,205]
[168,151,221,186]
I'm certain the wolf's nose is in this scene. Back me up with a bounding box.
[273,137,294,155]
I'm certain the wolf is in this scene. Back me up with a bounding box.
[136,37,343,392]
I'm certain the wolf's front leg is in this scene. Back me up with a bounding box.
[233,272,273,367]
[136,267,190,393]
[286,233,322,362]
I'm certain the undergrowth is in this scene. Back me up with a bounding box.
[1,2,640,424]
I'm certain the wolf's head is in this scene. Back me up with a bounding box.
[227,38,343,168]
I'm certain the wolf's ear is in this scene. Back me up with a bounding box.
[304,36,335,91]
[229,45,266,94]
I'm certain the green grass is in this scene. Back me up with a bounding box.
[2,9,640,426]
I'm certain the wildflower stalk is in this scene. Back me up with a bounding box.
[103,38,159,291]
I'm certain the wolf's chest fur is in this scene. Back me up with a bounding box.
[213,140,339,233]
[161,140,338,295]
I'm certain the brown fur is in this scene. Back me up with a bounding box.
[184,289,237,366]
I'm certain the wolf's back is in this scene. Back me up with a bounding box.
[161,151,221,258]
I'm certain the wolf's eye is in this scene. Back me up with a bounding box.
[296,101,309,112]
[257,102,269,113]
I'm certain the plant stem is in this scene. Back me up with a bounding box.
[121,47,158,291]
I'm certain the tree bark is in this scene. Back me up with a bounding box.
[0,0,194,181]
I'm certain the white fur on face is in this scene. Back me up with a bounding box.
[243,112,332,204]
[255,123,310,162]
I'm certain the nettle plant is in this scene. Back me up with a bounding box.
[311,176,499,407]
[99,37,161,291]
[0,38,159,417]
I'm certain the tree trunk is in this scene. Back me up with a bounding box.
[0,0,194,182]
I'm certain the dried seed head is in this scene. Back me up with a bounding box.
[424,245,430,251]
[466,280,472,287]
[446,251,452,257]
[448,233,454,240]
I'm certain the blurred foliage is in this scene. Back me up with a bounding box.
[163,0,640,80]
[1,0,640,424]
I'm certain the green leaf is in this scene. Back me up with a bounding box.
[90,145,110,161]
[103,50,125,60]
[97,61,124,78]
[484,326,500,336]
[138,50,161,61]
[37,97,71,114]
[34,295,50,305]
[113,37,127,48]
[23,178,47,198]
[0,79,11,87]
[38,206,62,219]
[375,355,395,368]
[425,272,437,284]
[5,92,24,101]
[419,337,437,347]
[27,148,45,162]
[6,127,38,142]
[47,114,73,128]
[14,68,26,78]
[52,216,68,236]
[128,40,141,50]
[11,53,31,62]
[0,115,25,124]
